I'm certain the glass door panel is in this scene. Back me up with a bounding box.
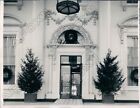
[60,65,71,98]
[71,74,81,98]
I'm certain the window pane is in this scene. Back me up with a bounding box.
[61,56,82,64]
[127,36,138,86]
[69,56,77,64]
[4,0,18,2]
[127,0,138,3]
[127,67,138,86]
[61,56,69,64]
[3,34,16,84]
[3,65,15,84]
[128,47,138,66]
[60,65,71,98]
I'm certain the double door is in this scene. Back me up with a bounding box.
[60,55,82,99]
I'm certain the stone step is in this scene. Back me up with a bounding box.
[54,99,83,105]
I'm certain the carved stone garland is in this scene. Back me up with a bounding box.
[45,10,98,26]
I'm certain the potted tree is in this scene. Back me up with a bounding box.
[17,49,44,102]
[94,50,125,103]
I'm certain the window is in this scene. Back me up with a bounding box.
[57,30,85,44]
[127,36,138,86]
[3,34,16,84]
[4,0,18,2]
[120,0,138,11]
[127,0,138,3]
[4,0,23,10]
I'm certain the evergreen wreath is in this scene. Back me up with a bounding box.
[130,69,138,83]
[64,30,78,44]
[3,67,13,82]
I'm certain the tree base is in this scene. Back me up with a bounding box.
[24,93,37,102]
[102,93,114,103]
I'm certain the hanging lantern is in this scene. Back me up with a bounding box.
[56,0,80,15]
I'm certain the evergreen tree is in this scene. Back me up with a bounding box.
[94,50,125,95]
[18,49,44,93]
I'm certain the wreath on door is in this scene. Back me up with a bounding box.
[64,30,78,44]
[130,69,138,83]
[3,67,13,82]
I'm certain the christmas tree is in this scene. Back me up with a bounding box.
[18,49,44,93]
[94,50,125,95]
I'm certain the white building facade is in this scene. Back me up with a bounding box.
[3,0,138,101]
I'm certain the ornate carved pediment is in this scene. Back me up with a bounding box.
[118,15,138,44]
[118,15,138,28]
[4,14,24,27]
[47,24,96,59]
[4,14,25,43]
[48,24,94,46]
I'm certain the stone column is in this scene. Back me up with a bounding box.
[85,46,90,98]
[48,54,53,94]
[89,49,95,98]
[98,1,111,60]
[47,46,57,98]
[0,0,4,106]
[85,46,96,99]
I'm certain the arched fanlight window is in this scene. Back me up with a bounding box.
[57,29,86,44]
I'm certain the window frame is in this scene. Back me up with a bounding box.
[3,26,20,89]
[4,0,22,4]
[126,0,138,4]
[120,28,138,90]
[4,0,23,10]
[3,34,16,85]
[120,0,138,11]
[127,35,138,87]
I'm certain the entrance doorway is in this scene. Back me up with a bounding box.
[60,55,82,99]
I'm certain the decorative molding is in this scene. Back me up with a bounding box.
[118,26,126,44]
[8,9,97,39]
[45,10,98,26]
[46,25,97,79]
[4,13,23,24]
[49,24,94,45]
[47,44,96,49]
[118,15,138,28]
[46,24,96,96]
[4,14,26,43]
[120,1,138,11]
[118,15,138,44]
[47,23,96,57]
[4,0,23,10]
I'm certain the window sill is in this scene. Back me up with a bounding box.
[4,84,17,89]
[124,86,138,91]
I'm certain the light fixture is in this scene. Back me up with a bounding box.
[56,0,80,15]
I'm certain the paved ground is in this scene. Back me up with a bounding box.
[4,99,138,106]
[3,104,139,108]
[54,99,83,105]
[3,99,139,108]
